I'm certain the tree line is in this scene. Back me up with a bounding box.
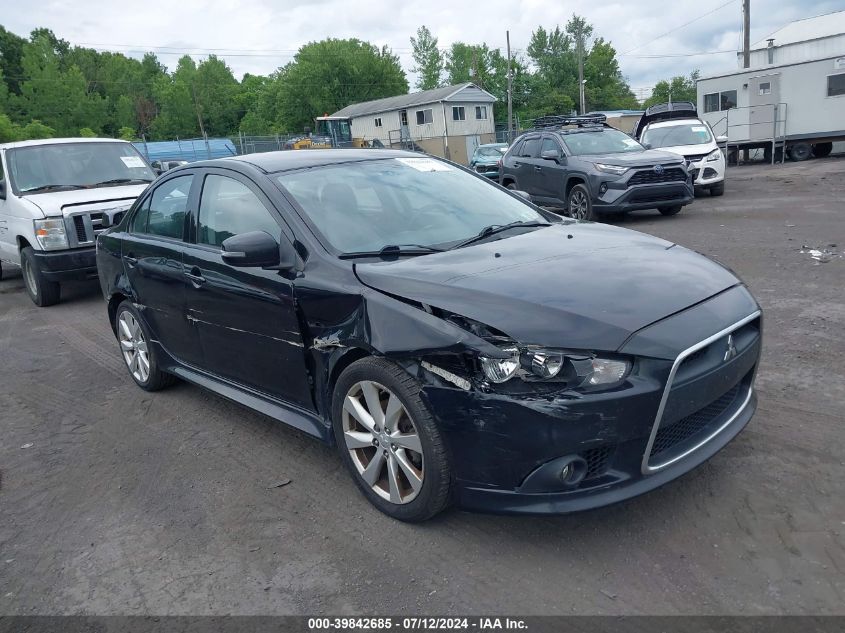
[0,18,697,143]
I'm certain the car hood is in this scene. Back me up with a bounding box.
[22,184,148,217]
[578,149,685,167]
[473,156,503,165]
[653,143,718,159]
[355,223,740,352]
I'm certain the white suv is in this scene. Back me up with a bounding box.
[0,138,154,306]
[634,102,727,197]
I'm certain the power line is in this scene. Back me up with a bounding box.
[622,0,739,55]
[625,49,735,58]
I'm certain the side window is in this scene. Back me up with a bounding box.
[130,196,151,233]
[508,140,524,157]
[828,74,845,97]
[521,138,540,158]
[198,175,280,247]
[703,93,719,113]
[541,138,560,155]
[146,175,193,239]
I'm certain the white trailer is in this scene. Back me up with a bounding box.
[697,54,845,161]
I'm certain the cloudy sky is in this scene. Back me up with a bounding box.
[2,0,843,99]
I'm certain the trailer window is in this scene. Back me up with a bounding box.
[704,93,719,113]
[828,74,845,97]
[720,90,737,110]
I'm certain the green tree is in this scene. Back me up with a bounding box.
[193,55,240,136]
[410,26,443,90]
[117,126,136,141]
[0,26,27,95]
[0,113,21,142]
[445,43,495,87]
[274,39,407,132]
[584,38,639,111]
[79,127,96,137]
[643,71,700,108]
[151,55,200,139]
[21,119,55,139]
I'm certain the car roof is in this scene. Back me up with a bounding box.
[187,148,431,174]
[0,137,130,150]
[477,143,508,148]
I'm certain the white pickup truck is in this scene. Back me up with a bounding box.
[0,138,155,306]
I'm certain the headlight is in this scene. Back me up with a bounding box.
[480,348,520,383]
[594,163,628,176]
[33,218,68,250]
[706,149,722,162]
[480,347,630,386]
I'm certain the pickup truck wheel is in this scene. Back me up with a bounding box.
[658,205,683,216]
[21,246,61,307]
[333,357,451,522]
[115,300,176,391]
[567,184,594,221]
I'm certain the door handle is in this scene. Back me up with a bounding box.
[513,162,522,167]
[124,254,138,267]
[184,266,206,287]
[534,165,542,171]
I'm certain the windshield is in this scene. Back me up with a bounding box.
[561,129,644,156]
[642,123,714,148]
[8,142,155,194]
[275,157,546,254]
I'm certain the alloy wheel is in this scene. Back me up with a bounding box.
[118,311,150,383]
[569,190,589,219]
[342,380,424,504]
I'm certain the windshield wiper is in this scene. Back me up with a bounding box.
[20,184,88,193]
[93,178,153,187]
[339,244,445,259]
[451,220,550,250]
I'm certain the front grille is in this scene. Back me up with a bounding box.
[628,167,686,186]
[72,215,87,242]
[684,153,709,163]
[582,445,615,480]
[650,382,743,462]
[631,191,685,204]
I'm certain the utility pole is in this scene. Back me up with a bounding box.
[506,30,513,142]
[742,0,751,68]
[573,21,587,114]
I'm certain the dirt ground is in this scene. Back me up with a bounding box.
[1,157,844,616]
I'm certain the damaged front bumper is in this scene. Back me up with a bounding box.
[414,289,762,515]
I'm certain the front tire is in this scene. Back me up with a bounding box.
[658,205,683,216]
[114,300,176,391]
[709,181,725,197]
[332,357,451,522]
[21,246,61,307]
[567,183,594,220]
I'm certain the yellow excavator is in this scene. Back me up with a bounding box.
[286,116,377,150]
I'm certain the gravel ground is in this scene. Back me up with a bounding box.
[1,157,844,615]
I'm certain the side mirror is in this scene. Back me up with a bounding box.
[221,230,295,269]
[540,149,561,161]
[642,142,653,150]
[0,180,6,200]
[511,190,531,201]
[716,135,728,143]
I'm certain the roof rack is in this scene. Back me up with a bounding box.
[530,113,609,130]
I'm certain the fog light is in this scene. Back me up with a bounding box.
[559,464,572,481]
[599,183,608,194]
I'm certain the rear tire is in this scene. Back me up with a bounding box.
[114,300,177,392]
[505,182,517,190]
[20,246,61,307]
[567,183,594,221]
[709,181,725,197]
[812,142,833,158]
[788,143,812,162]
[332,357,451,522]
[658,205,683,216]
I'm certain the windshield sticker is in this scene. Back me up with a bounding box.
[120,155,146,168]
[691,126,708,132]
[396,157,452,172]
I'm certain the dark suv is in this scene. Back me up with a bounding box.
[499,116,694,220]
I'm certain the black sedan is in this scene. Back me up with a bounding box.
[96,149,762,521]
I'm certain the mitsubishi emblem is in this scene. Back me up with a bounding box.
[724,334,738,361]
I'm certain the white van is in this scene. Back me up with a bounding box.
[633,102,727,197]
[0,138,154,306]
